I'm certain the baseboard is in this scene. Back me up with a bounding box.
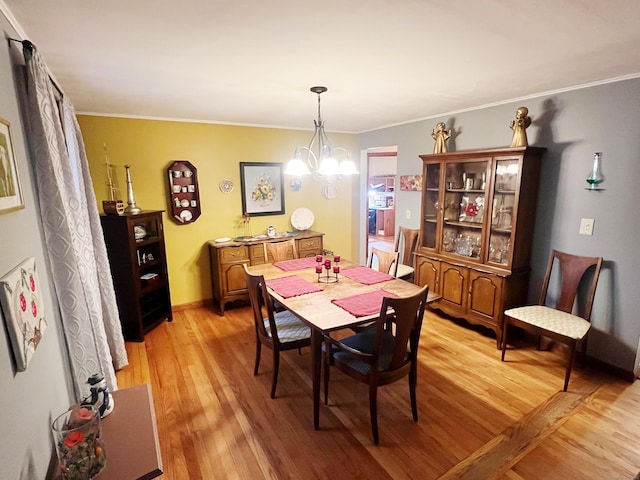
[171,298,213,312]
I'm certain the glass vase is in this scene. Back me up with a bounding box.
[52,404,107,480]
[586,152,604,190]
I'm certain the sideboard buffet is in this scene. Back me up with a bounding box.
[413,146,545,348]
[208,230,324,315]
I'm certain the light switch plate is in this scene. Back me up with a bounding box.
[579,218,594,235]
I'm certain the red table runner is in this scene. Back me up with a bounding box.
[331,289,398,317]
[265,275,322,298]
[273,257,318,272]
[341,265,394,285]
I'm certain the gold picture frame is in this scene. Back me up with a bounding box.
[0,117,24,214]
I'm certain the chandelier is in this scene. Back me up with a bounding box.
[284,86,358,179]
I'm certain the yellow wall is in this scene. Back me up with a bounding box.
[78,115,358,307]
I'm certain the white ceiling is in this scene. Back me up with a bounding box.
[4,0,640,133]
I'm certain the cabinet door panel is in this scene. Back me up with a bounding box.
[440,263,467,309]
[468,271,502,320]
[415,256,440,292]
[223,263,248,295]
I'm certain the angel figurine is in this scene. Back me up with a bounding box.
[431,122,451,153]
[509,107,531,147]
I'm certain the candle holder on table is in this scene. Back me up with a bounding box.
[316,255,340,284]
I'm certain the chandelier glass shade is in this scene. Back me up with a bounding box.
[284,86,358,179]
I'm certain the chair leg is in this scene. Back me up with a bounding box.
[254,341,262,376]
[271,350,280,399]
[580,335,588,368]
[369,384,379,445]
[563,340,577,392]
[409,364,418,422]
[323,341,330,405]
[501,318,509,362]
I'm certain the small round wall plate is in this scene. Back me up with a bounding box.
[290,178,302,192]
[180,199,190,208]
[180,210,193,222]
[219,179,234,193]
[323,184,337,199]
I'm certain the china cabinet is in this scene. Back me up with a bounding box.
[414,146,545,347]
[208,231,324,315]
[101,211,172,341]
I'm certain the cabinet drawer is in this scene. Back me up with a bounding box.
[249,244,266,265]
[220,246,249,263]
[297,237,322,254]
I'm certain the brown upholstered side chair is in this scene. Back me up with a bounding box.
[367,247,399,276]
[501,249,603,391]
[263,238,298,263]
[323,285,429,444]
[243,264,311,398]
[394,227,420,280]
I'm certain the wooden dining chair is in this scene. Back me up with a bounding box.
[243,264,311,398]
[323,285,429,444]
[394,227,420,280]
[367,247,399,276]
[501,249,603,391]
[264,238,298,263]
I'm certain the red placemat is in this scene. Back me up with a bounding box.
[265,275,322,298]
[273,257,318,271]
[332,289,398,317]
[341,265,394,285]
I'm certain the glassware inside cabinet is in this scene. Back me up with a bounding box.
[439,160,487,259]
[422,163,440,249]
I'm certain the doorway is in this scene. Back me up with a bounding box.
[366,148,398,258]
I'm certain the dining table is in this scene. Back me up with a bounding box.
[247,256,440,429]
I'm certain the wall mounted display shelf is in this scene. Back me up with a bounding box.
[167,160,201,224]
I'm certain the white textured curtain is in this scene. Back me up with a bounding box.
[23,44,127,395]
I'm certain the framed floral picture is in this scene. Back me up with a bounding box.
[240,162,285,216]
[0,117,24,214]
[0,257,47,371]
[399,174,423,191]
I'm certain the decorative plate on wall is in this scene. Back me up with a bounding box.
[323,184,337,199]
[219,179,234,193]
[290,178,302,192]
[290,207,315,231]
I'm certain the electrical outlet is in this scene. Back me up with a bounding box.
[579,218,594,235]
[405,210,411,219]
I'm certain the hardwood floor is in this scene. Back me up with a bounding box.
[368,233,395,253]
[116,306,640,479]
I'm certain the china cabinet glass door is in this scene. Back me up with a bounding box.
[442,159,489,260]
[488,158,518,266]
[421,163,440,249]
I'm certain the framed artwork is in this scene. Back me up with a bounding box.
[0,117,24,214]
[240,162,285,216]
[399,174,423,191]
[0,257,47,371]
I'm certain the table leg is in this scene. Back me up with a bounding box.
[311,328,322,430]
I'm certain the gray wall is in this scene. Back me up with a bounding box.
[0,20,75,480]
[357,78,640,373]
